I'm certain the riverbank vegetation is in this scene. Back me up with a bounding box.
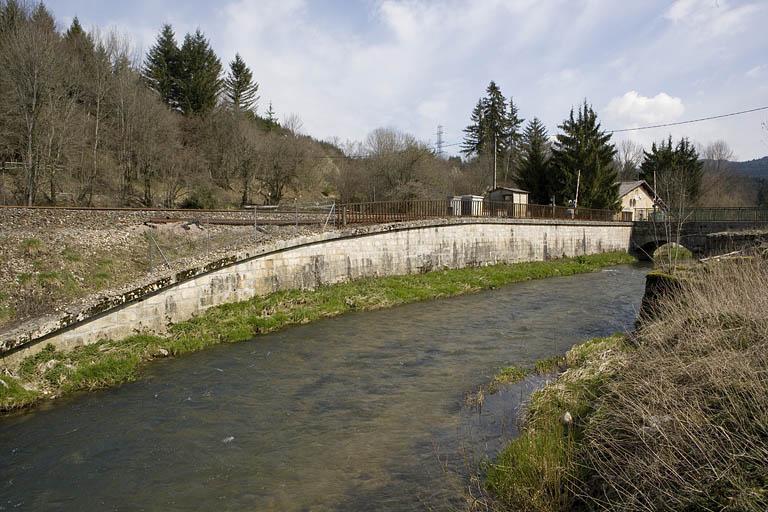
[0,251,634,413]
[484,257,768,511]
[466,356,567,407]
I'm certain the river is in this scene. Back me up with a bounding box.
[1,264,648,511]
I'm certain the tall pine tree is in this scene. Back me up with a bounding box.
[29,2,55,32]
[503,97,524,182]
[550,101,618,209]
[143,24,180,109]
[64,17,95,64]
[0,0,26,34]
[224,53,259,114]
[176,29,223,115]
[505,97,524,150]
[462,82,523,177]
[481,81,509,162]
[264,101,279,131]
[517,118,552,205]
[461,98,486,156]
[640,136,703,207]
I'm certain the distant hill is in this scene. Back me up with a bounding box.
[727,156,768,179]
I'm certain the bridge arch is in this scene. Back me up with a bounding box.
[636,240,666,261]
[634,240,697,262]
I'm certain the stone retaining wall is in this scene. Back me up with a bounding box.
[0,218,632,366]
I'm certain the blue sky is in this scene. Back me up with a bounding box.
[45,0,768,160]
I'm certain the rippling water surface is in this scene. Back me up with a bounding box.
[1,265,648,511]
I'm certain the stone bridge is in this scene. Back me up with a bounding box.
[630,219,768,259]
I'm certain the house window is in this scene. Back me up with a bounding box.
[630,198,636,207]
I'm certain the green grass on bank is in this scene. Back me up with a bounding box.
[0,251,634,413]
[485,335,630,512]
[466,355,568,407]
[486,258,768,512]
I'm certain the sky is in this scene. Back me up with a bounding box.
[44,0,768,160]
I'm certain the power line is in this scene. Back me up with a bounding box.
[607,105,768,133]
[250,104,768,161]
[432,105,768,152]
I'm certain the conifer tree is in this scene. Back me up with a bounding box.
[461,81,519,166]
[506,97,524,150]
[639,136,674,190]
[503,97,525,181]
[143,24,180,108]
[640,136,702,206]
[264,101,279,130]
[65,16,84,39]
[481,80,509,162]
[224,53,259,114]
[0,0,26,33]
[29,2,55,33]
[550,101,618,209]
[517,118,552,204]
[461,98,486,156]
[176,29,223,115]
[64,17,94,63]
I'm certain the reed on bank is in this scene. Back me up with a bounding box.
[485,257,768,512]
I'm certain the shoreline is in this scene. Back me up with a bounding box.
[0,251,635,415]
[484,257,768,511]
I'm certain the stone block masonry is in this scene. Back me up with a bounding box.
[0,218,632,365]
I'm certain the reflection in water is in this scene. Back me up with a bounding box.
[1,265,648,511]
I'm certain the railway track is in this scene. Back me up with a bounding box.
[0,204,332,214]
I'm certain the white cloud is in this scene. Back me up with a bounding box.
[664,0,763,36]
[83,0,768,159]
[746,65,766,78]
[604,91,685,126]
[665,0,702,22]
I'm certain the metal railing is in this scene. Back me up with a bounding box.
[336,199,631,225]
[634,207,768,223]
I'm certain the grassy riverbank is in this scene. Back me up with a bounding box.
[485,258,768,511]
[0,251,634,413]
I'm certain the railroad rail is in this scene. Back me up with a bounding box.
[1,200,633,225]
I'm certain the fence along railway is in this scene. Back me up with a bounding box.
[1,199,633,226]
[5,201,767,224]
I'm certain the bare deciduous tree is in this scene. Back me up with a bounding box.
[0,11,63,204]
[614,139,644,181]
[697,140,755,207]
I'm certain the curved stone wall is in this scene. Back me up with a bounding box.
[1,218,632,365]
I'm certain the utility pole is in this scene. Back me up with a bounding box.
[436,125,444,158]
[493,135,497,189]
[574,169,581,209]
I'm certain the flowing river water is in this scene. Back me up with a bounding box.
[1,264,649,511]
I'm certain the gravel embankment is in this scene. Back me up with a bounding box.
[0,208,330,332]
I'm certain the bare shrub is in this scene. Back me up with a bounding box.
[579,259,768,511]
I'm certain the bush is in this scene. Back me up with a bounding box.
[179,188,218,209]
[579,259,768,511]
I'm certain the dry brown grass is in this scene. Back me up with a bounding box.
[579,258,768,511]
